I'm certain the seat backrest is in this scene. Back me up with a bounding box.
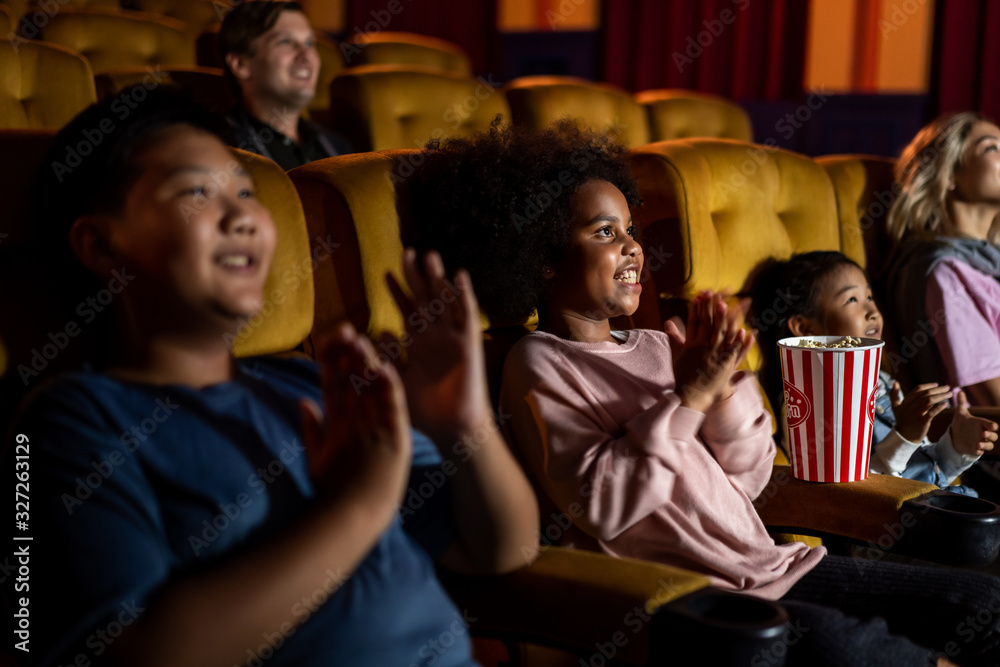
[25,0,117,8]
[195,22,221,68]
[130,0,225,38]
[629,139,842,311]
[306,35,345,129]
[0,38,96,129]
[636,89,753,143]
[288,150,415,350]
[815,154,898,279]
[3,0,27,26]
[503,75,650,148]
[37,7,194,74]
[0,4,11,34]
[289,150,533,406]
[231,148,315,358]
[328,65,509,152]
[93,66,232,115]
[345,31,471,75]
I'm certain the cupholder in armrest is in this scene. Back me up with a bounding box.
[650,589,790,666]
[912,492,1000,515]
[895,490,1000,566]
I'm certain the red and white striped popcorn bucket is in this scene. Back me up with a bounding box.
[777,336,884,483]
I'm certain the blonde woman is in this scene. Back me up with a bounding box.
[885,112,1000,407]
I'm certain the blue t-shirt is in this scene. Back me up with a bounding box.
[19,356,476,667]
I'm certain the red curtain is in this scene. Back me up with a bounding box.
[346,0,499,75]
[931,0,1000,120]
[601,0,808,100]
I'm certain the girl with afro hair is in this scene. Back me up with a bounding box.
[398,120,1000,667]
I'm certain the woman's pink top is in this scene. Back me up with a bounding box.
[926,258,1000,390]
[500,329,824,600]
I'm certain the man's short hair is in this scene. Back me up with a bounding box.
[218,1,306,92]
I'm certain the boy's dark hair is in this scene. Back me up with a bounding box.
[37,84,231,252]
[746,250,864,413]
[218,1,306,94]
[396,119,642,326]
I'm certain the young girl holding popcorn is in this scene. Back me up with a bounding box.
[750,251,997,494]
[399,121,1000,666]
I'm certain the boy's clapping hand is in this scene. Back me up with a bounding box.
[950,389,999,457]
[669,291,754,413]
[387,248,493,444]
[300,323,412,509]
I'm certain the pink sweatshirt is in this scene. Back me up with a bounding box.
[500,329,825,600]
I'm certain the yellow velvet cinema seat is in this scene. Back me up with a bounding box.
[23,0,116,9]
[16,0,117,31]
[503,75,650,148]
[3,0,31,28]
[287,150,411,348]
[306,34,346,130]
[129,0,225,39]
[289,148,529,406]
[0,38,96,129]
[94,66,232,115]
[636,89,753,142]
[32,7,194,74]
[343,31,472,75]
[814,154,897,284]
[627,138,848,331]
[628,139,1000,566]
[228,148,315,358]
[327,65,509,152]
[287,149,802,665]
[0,3,11,34]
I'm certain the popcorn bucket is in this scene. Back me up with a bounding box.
[777,336,884,482]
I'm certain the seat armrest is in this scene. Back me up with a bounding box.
[754,464,936,542]
[755,465,1000,566]
[439,546,709,664]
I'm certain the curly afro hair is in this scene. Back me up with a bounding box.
[396,119,642,326]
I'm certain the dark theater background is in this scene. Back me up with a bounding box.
[331,0,996,158]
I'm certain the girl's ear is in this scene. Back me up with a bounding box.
[70,216,119,279]
[787,315,819,337]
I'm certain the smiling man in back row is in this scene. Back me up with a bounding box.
[219,1,352,170]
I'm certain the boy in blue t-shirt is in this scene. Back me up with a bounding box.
[16,86,539,666]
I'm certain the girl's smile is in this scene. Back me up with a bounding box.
[540,179,642,342]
